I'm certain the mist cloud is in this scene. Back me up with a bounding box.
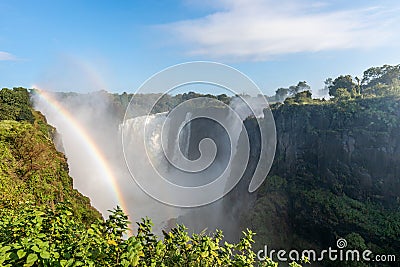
[162,0,399,61]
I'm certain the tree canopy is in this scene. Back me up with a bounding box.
[328,75,357,98]
[361,64,400,96]
[0,87,34,122]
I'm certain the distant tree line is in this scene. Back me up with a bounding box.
[270,64,400,103]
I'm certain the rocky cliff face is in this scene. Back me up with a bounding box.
[236,96,400,264]
[272,99,400,206]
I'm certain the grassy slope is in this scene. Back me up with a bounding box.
[0,88,101,224]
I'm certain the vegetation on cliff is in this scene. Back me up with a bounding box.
[0,88,100,223]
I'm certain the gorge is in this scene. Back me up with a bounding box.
[32,90,400,266]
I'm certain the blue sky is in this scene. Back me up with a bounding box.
[1,0,400,95]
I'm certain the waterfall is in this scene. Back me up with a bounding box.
[34,91,262,241]
[120,112,187,233]
[120,108,248,239]
[180,112,192,159]
[121,112,169,169]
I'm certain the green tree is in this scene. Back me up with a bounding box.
[0,88,34,122]
[294,90,312,102]
[328,75,357,98]
[361,64,400,96]
[284,90,313,105]
[335,88,352,101]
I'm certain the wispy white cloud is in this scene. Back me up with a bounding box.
[162,0,400,61]
[0,51,17,61]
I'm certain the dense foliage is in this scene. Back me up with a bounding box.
[361,64,400,96]
[0,203,305,267]
[0,88,100,223]
[0,87,34,122]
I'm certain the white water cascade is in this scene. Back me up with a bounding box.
[34,92,264,240]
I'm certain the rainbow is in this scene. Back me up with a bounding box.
[33,88,132,233]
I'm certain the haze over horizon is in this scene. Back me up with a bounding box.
[1,0,400,95]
